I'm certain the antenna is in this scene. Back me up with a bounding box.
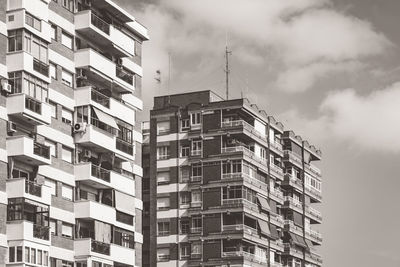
[225,33,232,100]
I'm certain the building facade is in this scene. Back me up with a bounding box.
[1,0,148,266]
[143,91,323,267]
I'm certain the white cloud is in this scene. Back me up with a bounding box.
[280,82,400,153]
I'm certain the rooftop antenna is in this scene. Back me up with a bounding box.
[224,32,232,100]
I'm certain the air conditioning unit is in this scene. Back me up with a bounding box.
[2,82,11,93]
[82,149,91,158]
[74,122,87,133]
[7,121,16,134]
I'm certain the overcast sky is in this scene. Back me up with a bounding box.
[117,1,400,266]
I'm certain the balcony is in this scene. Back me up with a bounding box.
[75,163,135,196]
[7,94,51,125]
[305,229,323,244]
[222,198,258,211]
[222,251,267,264]
[270,214,284,228]
[75,48,134,94]
[190,227,202,234]
[283,243,303,258]
[74,123,117,155]
[283,173,303,191]
[305,184,322,202]
[270,139,284,156]
[191,149,202,156]
[306,251,323,265]
[7,178,52,205]
[190,176,202,183]
[6,52,50,83]
[6,221,50,245]
[305,163,322,178]
[270,163,284,180]
[222,224,258,236]
[221,146,268,170]
[284,220,303,236]
[7,136,51,165]
[269,188,284,204]
[283,196,303,213]
[305,205,322,223]
[283,150,303,168]
[221,120,267,145]
[74,200,116,225]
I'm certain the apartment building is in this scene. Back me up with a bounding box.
[1,0,148,266]
[143,90,323,267]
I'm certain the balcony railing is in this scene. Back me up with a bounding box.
[91,164,111,182]
[221,120,267,140]
[190,227,202,234]
[306,229,323,242]
[270,163,284,176]
[25,180,42,197]
[191,150,201,156]
[270,214,284,225]
[305,185,322,200]
[222,250,267,264]
[270,139,283,153]
[270,188,284,201]
[116,138,134,155]
[306,163,322,177]
[91,117,117,135]
[284,150,302,165]
[116,67,134,85]
[91,12,110,34]
[222,224,257,235]
[33,224,50,240]
[221,172,242,180]
[305,206,322,220]
[25,96,42,114]
[91,240,110,255]
[285,173,303,187]
[222,198,257,209]
[33,142,50,159]
[91,89,110,108]
[190,176,202,183]
[221,146,268,165]
[284,196,303,209]
[33,59,49,76]
[284,220,303,233]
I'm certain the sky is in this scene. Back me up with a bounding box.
[116,1,400,266]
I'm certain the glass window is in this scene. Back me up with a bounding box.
[157,171,170,184]
[43,251,48,266]
[25,247,30,263]
[180,192,190,205]
[191,191,202,203]
[157,121,170,134]
[180,146,189,157]
[157,221,170,236]
[16,246,22,262]
[9,247,15,262]
[181,118,190,131]
[61,69,73,86]
[50,63,57,80]
[8,30,23,52]
[61,32,73,49]
[190,112,201,125]
[45,179,57,196]
[49,101,57,118]
[25,13,41,31]
[61,146,73,163]
[62,0,74,12]
[51,25,57,40]
[157,197,170,210]
[192,163,202,177]
[180,244,190,259]
[61,223,73,237]
[49,219,57,235]
[44,139,57,158]
[37,250,42,265]
[156,146,169,160]
[180,220,189,234]
[31,248,36,264]
[61,184,73,200]
[157,248,170,261]
[61,108,73,125]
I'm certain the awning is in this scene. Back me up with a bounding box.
[270,224,280,240]
[92,107,119,129]
[305,238,314,248]
[257,195,270,212]
[115,191,136,216]
[269,199,277,213]
[257,219,271,236]
[290,233,307,248]
[293,211,303,227]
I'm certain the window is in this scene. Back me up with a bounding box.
[31,248,36,264]
[181,118,190,131]
[191,191,202,204]
[25,247,30,262]
[8,15,14,21]
[49,101,57,118]
[43,251,49,266]
[116,211,134,225]
[17,246,22,262]
[190,112,201,125]
[62,260,74,267]
[191,140,202,156]
[25,13,41,31]
[180,192,190,206]
[157,197,170,210]
[49,219,57,235]
[157,171,170,184]
[61,31,73,49]
[180,244,190,259]
[157,221,170,236]
[45,139,57,158]
[157,248,170,261]
[50,257,56,267]
[156,146,169,160]
[37,250,42,265]
[192,217,202,232]
[180,167,190,183]
[157,121,170,134]
[8,30,23,52]
[12,168,29,179]
[191,242,202,255]
[45,179,57,196]
[9,247,15,262]
[223,160,242,174]
[61,184,73,200]
[61,223,73,237]
[61,108,73,125]
[62,0,74,12]
[223,186,242,200]
[180,220,189,234]
[61,69,73,86]
[113,227,134,248]
[50,63,57,80]
[61,146,73,163]
[51,24,57,40]
[192,163,202,178]
[180,146,189,157]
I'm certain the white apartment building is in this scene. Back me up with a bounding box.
[0,0,148,266]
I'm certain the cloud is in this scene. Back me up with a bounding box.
[280,82,400,153]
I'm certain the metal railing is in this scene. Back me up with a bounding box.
[190,176,202,183]
[285,173,302,187]
[270,163,284,176]
[116,67,134,85]
[91,240,110,255]
[221,120,267,140]
[270,188,284,201]
[191,150,201,156]
[91,117,117,135]
[91,164,111,182]
[25,180,42,197]
[33,59,49,76]
[221,172,242,180]
[33,224,50,240]
[190,227,202,234]
[284,196,302,209]
[25,95,42,114]
[116,138,134,155]
[91,12,110,34]
[91,89,110,108]
[284,150,302,165]
[33,142,50,159]
[305,185,322,200]
[305,206,322,220]
[222,250,267,263]
[270,139,283,153]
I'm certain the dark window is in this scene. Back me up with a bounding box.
[9,247,15,262]
[116,211,134,225]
